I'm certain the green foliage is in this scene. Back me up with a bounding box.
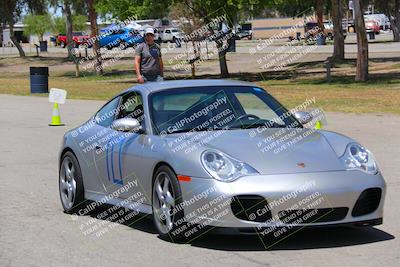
[53,15,87,34]
[179,0,269,25]
[96,0,171,20]
[53,17,65,34]
[23,13,53,40]
[270,0,315,18]
[72,15,88,31]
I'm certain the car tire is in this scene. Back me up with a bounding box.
[152,165,191,242]
[59,151,85,214]
[60,41,66,48]
[119,40,129,50]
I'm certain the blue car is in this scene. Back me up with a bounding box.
[99,28,143,49]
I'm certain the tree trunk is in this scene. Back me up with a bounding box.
[0,23,3,46]
[9,22,25,57]
[63,0,74,58]
[397,0,400,31]
[216,39,229,78]
[332,0,345,61]
[87,0,103,75]
[354,0,368,81]
[315,0,326,34]
[393,0,400,42]
[214,23,229,79]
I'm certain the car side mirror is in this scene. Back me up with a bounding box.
[294,111,313,125]
[111,118,144,133]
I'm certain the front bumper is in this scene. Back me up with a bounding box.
[178,170,386,229]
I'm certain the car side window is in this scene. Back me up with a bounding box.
[165,30,171,33]
[95,96,121,127]
[116,92,144,124]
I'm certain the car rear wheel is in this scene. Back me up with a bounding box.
[59,151,84,214]
[152,166,188,241]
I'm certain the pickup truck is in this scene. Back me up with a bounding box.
[98,28,144,49]
[56,32,90,48]
[156,28,185,43]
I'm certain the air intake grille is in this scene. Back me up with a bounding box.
[231,195,272,223]
[352,188,382,217]
[278,207,349,224]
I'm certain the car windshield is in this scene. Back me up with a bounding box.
[149,86,301,135]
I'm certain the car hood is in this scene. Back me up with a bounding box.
[166,128,346,175]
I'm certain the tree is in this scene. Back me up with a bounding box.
[53,15,87,34]
[96,0,171,20]
[396,0,400,42]
[26,0,47,14]
[315,0,326,34]
[23,14,53,41]
[374,0,400,42]
[182,0,267,78]
[63,0,74,57]
[331,0,345,61]
[354,0,368,81]
[87,0,103,75]
[1,0,26,57]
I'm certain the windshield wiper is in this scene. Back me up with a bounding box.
[227,122,286,130]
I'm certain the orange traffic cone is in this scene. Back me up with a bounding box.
[49,103,65,126]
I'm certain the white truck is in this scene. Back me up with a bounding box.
[157,28,185,43]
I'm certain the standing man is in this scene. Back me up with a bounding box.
[135,28,164,83]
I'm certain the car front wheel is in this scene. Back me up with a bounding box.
[59,151,84,214]
[152,166,188,241]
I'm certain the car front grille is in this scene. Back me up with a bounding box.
[230,195,272,223]
[352,188,382,217]
[278,207,349,224]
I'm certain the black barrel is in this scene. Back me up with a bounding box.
[39,40,48,52]
[227,37,236,52]
[30,67,49,94]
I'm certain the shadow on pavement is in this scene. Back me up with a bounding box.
[189,226,395,251]
[83,205,394,251]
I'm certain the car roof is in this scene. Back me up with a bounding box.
[122,79,257,95]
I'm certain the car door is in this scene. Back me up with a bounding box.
[90,95,122,193]
[96,92,148,202]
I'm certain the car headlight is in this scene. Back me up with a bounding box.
[201,149,259,182]
[339,143,378,174]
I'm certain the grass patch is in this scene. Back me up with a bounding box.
[260,79,400,114]
[1,58,399,114]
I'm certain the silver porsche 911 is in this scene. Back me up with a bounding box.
[59,79,386,241]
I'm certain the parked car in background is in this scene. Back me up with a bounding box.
[364,14,390,30]
[302,21,347,41]
[57,32,90,48]
[365,20,380,34]
[157,28,185,43]
[99,28,144,49]
[235,29,252,40]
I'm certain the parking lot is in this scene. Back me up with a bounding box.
[0,94,399,266]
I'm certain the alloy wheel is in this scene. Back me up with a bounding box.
[59,157,77,210]
[153,171,176,234]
